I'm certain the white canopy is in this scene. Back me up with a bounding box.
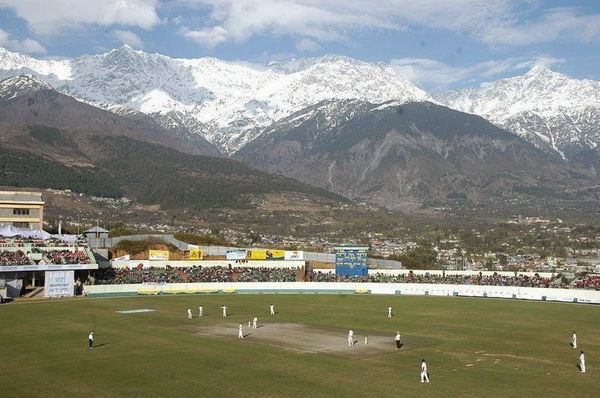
[0,225,78,243]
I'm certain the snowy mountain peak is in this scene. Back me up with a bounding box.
[0,46,432,153]
[440,68,600,159]
[0,46,431,154]
[524,64,557,77]
[0,74,54,100]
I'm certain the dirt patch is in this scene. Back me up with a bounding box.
[196,322,408,358]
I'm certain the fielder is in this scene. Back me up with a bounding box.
[420,359,430,382]
[221,305,227,318]
[199,305,203,317]
[270,304,275,315]
[253,316,258,329]
[187,308,192,319]
[388,306,393,318]
[580,351,586,373]
[348,330,354,347]
[395,331,401,349]
[572,331,577,349]
[88,331,94,350]
[238,323,244,339]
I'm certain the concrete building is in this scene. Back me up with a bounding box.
[0,191,44,229]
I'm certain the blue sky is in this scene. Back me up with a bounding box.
[0,0,598,91]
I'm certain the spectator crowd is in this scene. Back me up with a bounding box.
[0,250,31,266]
[310,271,567,288]
[95,266,299,284]
[42,250,90,265]
[573,274,600,290]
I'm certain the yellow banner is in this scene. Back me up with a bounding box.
[266,249,285,260]
[246,249,267,260]
[149,250,169,261]
[189,249,203,260]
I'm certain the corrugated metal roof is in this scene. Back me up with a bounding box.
[0,191,44,204]
[84,226,109,233]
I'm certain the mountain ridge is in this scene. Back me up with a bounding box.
[0,46,431,154]
[236,99,598,211]
[439,66,600,159]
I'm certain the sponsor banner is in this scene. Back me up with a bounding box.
[0,264,97,272]
[247,249,267,260]
[44,270,74,297]
[226,249,247,260]
[266,249,285,260]
[114,254,130,261]
[129,260,150,269]
[149,250,169,261]
[284,250,304,261]
[189,249,203,260]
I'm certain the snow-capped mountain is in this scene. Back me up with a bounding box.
[439,66,600,159]
[0,46,431,154]
[0,74,53,100]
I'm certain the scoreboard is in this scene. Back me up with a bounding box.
[334,246,369,276]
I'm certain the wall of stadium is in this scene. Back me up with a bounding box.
[110,260,305,269]
[84,282,600,304]
[313,269,557,278]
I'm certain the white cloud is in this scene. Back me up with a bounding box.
[111,30,144,49]
[0,0,161,35]
[182,26,228,49]
[295,38,322,52]
[391,56,565,91]
[0,28,46,54]
[180,1,600,48]
[181,0,399,47]
[477,7,600,46]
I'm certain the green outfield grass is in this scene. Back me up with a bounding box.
[1,295,599,397]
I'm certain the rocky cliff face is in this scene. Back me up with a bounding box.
[237,100,595,210]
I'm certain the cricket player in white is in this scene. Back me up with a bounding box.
[420,359,429,382]
[270,304,275,315]
[253,316,258,329]
[388,306,393,318]
[199,306,203,317]
[348,330,354,347]
[580,351,586,373]
[221,305,227,318]
[395,332,401,349]
[572,331,577,348]
[187,308,192,319]
[88,331,94,350]
[238,323,244,339]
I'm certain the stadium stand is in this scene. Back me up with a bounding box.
[95,266,300,284]
[0,250,31,266]
[573,274,600,290]
[0,238,95,266]
[310,271,569,288]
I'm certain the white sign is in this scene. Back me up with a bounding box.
[0,264,97,272]
[226,249,247,260]
[284,250,304,261]
[44,270,74,297]
[114,254,130,261]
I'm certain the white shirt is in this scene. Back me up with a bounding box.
[88,333,94,341]
[253,317,258,322]
[348,330,354,337]
[421,362,427,372]
[395,333,401,341]
[580,353,585,363]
